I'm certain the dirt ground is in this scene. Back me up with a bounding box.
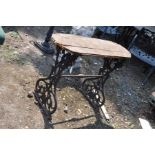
[0,26,155,129]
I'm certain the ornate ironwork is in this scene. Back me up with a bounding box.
[34,47,78,119]
[82,58,124,108]
[34,44,124,121]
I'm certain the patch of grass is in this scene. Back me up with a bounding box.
[9,31,21,39]
[0,50,26,65]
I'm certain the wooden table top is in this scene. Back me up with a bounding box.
[52,33,131,58]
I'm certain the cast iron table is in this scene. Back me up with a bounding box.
[34,33,131,121]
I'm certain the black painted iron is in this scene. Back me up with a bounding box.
[81,58,124,108]
[34,46,124,121]
[34,46,78,119]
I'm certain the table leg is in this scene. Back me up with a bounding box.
[34,47,78,119]
[82,58,124,108]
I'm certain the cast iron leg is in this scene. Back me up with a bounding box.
[82,58,124,108]
[34,47,78,120]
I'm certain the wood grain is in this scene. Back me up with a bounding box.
[52,33,131,58]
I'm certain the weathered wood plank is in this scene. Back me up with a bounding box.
[52,33,131,58]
